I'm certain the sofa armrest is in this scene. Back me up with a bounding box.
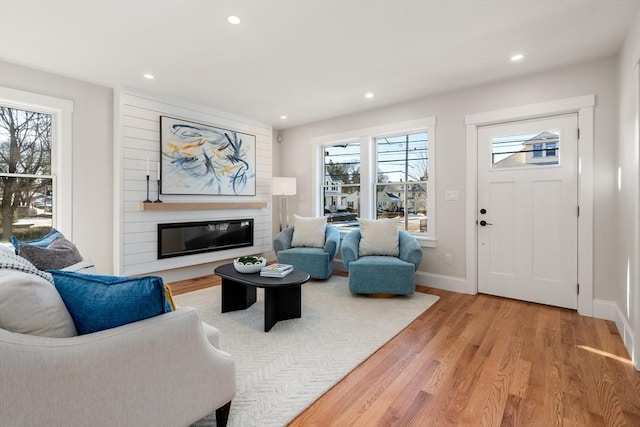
[0,307,236,427]
[323,226,340,261]
[341,229,361,268]
[398,230,423,268]
[273,226,294,254]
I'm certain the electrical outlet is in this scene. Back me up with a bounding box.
[445,253,453,264]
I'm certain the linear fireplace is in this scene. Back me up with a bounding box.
[158,219,254,259]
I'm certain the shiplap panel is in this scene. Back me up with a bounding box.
[117,90,273,276]
[121,93,272,138]
[122,115,158,131]
[123,126,159,142]
[123,232,155,245]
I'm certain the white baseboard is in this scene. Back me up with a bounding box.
[593,299,637,370]
[415,272,472,294]
[614,303,635,364]
[592,299,618,321]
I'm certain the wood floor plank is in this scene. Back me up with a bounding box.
[168,274,640,426]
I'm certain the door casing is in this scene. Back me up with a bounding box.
[465,95,595,316]
[476,114,578,308]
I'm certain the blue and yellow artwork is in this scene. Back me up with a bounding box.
[160,116,256,195]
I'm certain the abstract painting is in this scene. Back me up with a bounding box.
[160,116,256,195]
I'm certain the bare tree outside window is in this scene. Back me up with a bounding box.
[0,106,53,242]
[376,132,429,233]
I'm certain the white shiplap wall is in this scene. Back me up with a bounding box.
[115,89,272,277]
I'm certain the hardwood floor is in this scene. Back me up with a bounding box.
[168,273,640,426]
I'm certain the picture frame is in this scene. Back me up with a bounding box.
[159,116,256,196]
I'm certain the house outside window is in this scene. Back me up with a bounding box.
[314,117,436,246]
[492,130,560,168]
[322,141,360,226]
[376,132,428,233]
[0,87,73,243]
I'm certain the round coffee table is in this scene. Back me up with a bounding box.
[214,263,310,332]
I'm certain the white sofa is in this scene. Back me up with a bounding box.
[0,246,236,427]
[0,306,236,427]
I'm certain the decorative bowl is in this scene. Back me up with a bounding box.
[233,256,266,273]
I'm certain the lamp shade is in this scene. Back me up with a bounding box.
[272,177,296,196]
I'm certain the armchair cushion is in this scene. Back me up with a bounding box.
[50,271,172,335]
[291,215,327,248]
[358,218,399,256]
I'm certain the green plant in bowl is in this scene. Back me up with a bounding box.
[234,255,265,273]
[237,256,261,265]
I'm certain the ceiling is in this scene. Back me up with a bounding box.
[0,1,638,130]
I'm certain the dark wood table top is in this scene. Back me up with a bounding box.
[214,263,310,288]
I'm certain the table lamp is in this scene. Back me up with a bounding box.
[272,177,297,231]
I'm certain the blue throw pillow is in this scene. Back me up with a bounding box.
[11,228,62,253]
[49,270,172,335]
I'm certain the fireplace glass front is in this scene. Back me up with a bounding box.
[158,219,254,259]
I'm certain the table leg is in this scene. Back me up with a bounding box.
[264,285,302,332]
[221,278,256,313]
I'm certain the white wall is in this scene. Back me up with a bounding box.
[115,90,273,280]
[616,10,640,368]
[278,56,619,301]
[0,61,114,273]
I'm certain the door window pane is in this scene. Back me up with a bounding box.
[492,130,560,168]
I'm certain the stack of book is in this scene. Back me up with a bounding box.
[260,263,294,278]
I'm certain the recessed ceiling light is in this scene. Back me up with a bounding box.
[280,115,288,120]
[228,16,241,25]
[143,73,155,80]
[510,54,524,62]
[365,92,374,99]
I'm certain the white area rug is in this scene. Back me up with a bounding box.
[175,276,439,427]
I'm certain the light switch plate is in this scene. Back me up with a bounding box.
[445,190,459,201]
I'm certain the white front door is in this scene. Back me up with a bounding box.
[477,114,578,309]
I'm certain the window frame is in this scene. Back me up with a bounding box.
[322,140,361,224]
[374,130,429,232]
[545,141,558,157]
[312,117,436,248]
[532,143,543,158]
[0,86,73,238]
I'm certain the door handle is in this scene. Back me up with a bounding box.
[479,220,493,226]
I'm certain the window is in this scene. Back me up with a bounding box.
[0,106,53,241]
[375,132,428,233]
[491,130,560,168]
[322,141,360,226]
[314,118,436,245]
[0,87,73,243]
[545,142,557,157]
[532,143,543,158]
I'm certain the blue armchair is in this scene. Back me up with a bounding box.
[273,225,340,279]
[341,229,422,295]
